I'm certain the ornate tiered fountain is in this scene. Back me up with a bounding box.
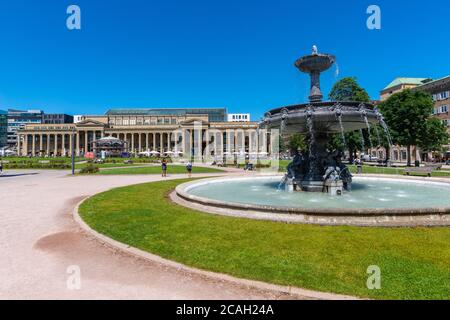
[262,46,380,195]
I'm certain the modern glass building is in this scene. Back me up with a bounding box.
[0,110,7,148]
[7,109,43,147]
[106,108,227,122]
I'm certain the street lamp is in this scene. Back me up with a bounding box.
[71,127,76,175]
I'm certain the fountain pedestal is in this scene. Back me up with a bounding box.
[324,180,344,196]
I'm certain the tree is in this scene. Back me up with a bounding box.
[329,77,370,102]
[378,89,434,166]
[328,77,371,161]
[418,118,449,154]
[287,133,306,154]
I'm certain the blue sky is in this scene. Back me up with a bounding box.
[0,0,449,120]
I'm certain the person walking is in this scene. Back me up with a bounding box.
[186,161,192,178]
[0,159,3,175]
[161,159,167,177]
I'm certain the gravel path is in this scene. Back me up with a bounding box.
[0,169,298,300]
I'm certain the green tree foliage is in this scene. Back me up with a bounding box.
[378,89,435,166]
[287,133,306,153]
[329,77,370,102]
[327,77,371,161]
[418,118,449,153]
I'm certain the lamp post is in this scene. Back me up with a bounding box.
[71,128,76,175]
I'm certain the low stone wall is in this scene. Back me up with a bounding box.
[174,175,450,227]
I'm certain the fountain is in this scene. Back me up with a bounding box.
[262,46,380,194]
[173,46,450,227]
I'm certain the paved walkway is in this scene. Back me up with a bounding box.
[0,169,297,300]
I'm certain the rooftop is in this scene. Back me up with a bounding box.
[383,77,433,91]
[105,107,227,116]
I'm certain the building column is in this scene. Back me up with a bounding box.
[54,134,58,156]
[167,132,171,152]
[181,129,186,155]
[17,134,22,156]
[23,135,28,156]
[131,133,135,153]
[76,132,80,156]
[39,134,43,156]
[189,130,194,157]
[31,134,36,156]
[160,132,164,153]
[204,130,210,159]
[84,131,88,154]
[153,133,156,151]
[69,133,73,157]
[138,133,142,152]
[145,133,149,151]
[62,134,66,156]
[46,134,50,156]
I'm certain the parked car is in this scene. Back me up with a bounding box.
[361,155,378,162]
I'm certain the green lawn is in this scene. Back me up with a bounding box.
[96,165,224,175]
[79,179,450,300]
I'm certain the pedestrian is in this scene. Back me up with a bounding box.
[0,159,3,175]
[186,161,192,178]
[161,159,167,177]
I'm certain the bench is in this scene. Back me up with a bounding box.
[404,167,434,177]
[425,163,442,171]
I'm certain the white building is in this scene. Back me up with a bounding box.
[73,115,84,123]
[228,113,250,122]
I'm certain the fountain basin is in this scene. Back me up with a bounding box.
[295,53,336,73]
[174,176,450,227]
[263,101,378,134]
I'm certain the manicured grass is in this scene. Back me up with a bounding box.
[79,179,450,299]
[96,165,224,175]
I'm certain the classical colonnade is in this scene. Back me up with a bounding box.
[18,128,272,157]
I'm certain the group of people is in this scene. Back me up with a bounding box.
[161,159,193,178]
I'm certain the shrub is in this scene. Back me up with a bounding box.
[79,164,99,174]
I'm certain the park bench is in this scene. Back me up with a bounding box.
[404,167,434,177]
[425,163,442,171]
[123,159,133,164]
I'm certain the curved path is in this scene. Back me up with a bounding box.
[0,169,309,300]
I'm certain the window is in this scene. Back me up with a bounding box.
[435,105,448,114]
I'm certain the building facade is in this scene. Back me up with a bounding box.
[416,76,450,160]
[42,113,74,124]
[17,108,265,158]
[0,110,7,148]
[376,76,450,162]
[227,113,251,122]
[7,109,43,147]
